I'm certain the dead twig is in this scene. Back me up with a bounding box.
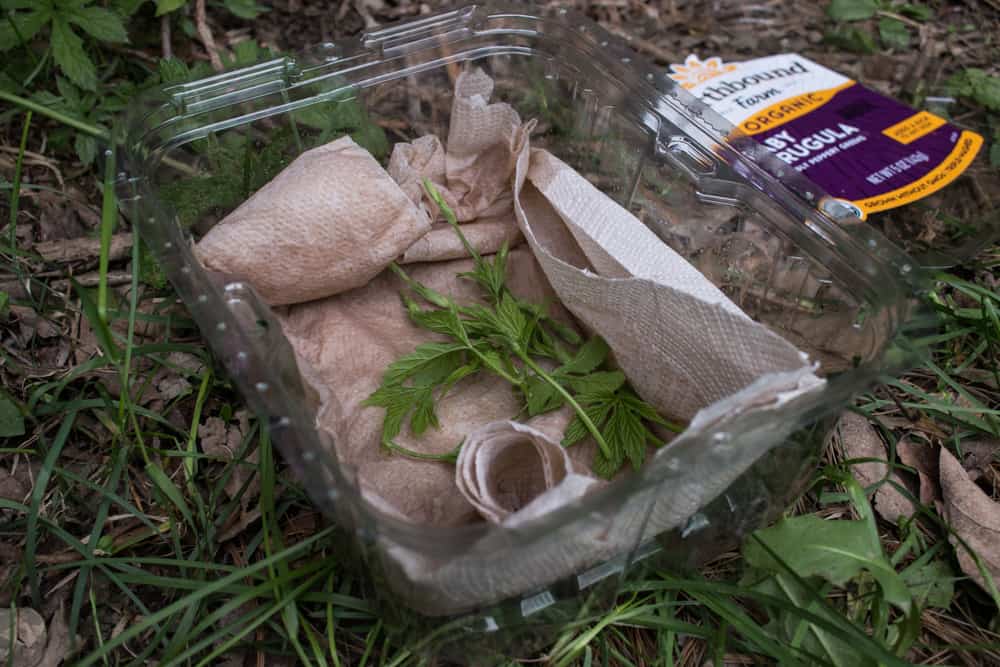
[161,14,173,60]
[195,0,225,72]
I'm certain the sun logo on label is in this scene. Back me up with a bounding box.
[668,55,738,89]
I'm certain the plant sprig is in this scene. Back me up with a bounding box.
[362,180,683,477]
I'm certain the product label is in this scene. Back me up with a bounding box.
[669,54,983,218]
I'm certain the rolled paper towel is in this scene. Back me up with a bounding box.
[196,135,431,306]
[456,420,600,524]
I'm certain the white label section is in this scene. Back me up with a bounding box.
[682,54,851,125]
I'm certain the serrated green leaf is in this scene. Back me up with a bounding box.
[558,336,609,375]
[408,388,438,436]
[564,370,626,396]
[0,7,51,52]
[158,57,190,84]
[878,17,910,50]
[827,0,878,21]
[946,68,1000,112]
[68,6,128,43]
[0,392,25,438]
[381,342,466,388]
[155,0,188,16]
[51,18,96,91]
[524,374,564,416]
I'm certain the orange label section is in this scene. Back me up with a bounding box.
[881,111,948,145]
[739,82,855,136]
[852,130,983,215]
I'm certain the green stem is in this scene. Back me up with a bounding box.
[383,439,461,463]
[0,89,107,139]
[518,353,611,459]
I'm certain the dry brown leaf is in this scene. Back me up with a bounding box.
[836,412,916,524]
[36,603,72,667]
[0,607,47,667]
[940,446,1000,593]
[897,437,940,507]
[199,411,257,505]
[34,233,132,264]
[960,439,1000,482]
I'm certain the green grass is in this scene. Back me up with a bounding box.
[2,1,1000,665]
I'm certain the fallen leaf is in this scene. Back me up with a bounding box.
[199,411,258,504]
[960,439,1000,482]
[836,412,916,523]
[0,470,29,502]
[897,437,940,507]
[0,607,47,667]
[939,447,1000,593]
[36,603,72,667]
[34,233,133,264]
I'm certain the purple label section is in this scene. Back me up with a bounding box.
[753,83,963,202]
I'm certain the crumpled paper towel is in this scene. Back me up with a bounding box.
[195,135,431,305]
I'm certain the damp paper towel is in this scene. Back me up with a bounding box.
[197,67,825,615]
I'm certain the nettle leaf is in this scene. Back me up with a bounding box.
[745,515,913,612]
[0,7,51,51]
[524,374,564,417]
[51,18,96,91]
[564,370,626,396]
[381,342,466,387]
[155,0,188,16]
[68,6,128,43]
[878,17,910,50]
[826,0,878,21]
[558,336,609,375]
[114,0,149,16]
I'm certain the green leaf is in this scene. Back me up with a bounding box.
[408,388,438,436]
[68,7,128,43]
[878,17,910,50]
[827,0,878,21]
[524,374,564,416]
[158,57,190,84]
[51,18,96,91]
[74,133,97,165]
[946,68,1000,112]
[380,342,466,388]
[0,7,51,51]
[897,3,932,21]
[745,516,912,612]
[824,25,877,54]
[0,290,8,316]
[0,392,25,438]
[114,0,149,16]
[224,0,268,19]
[351,121,390,160]
[901,558,955,609]
[155,0,188,16]
[564,370,626,396]
[145,462,194,527]
[558,336,609,375]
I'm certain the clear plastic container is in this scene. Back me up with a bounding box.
[116,3,976,659]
